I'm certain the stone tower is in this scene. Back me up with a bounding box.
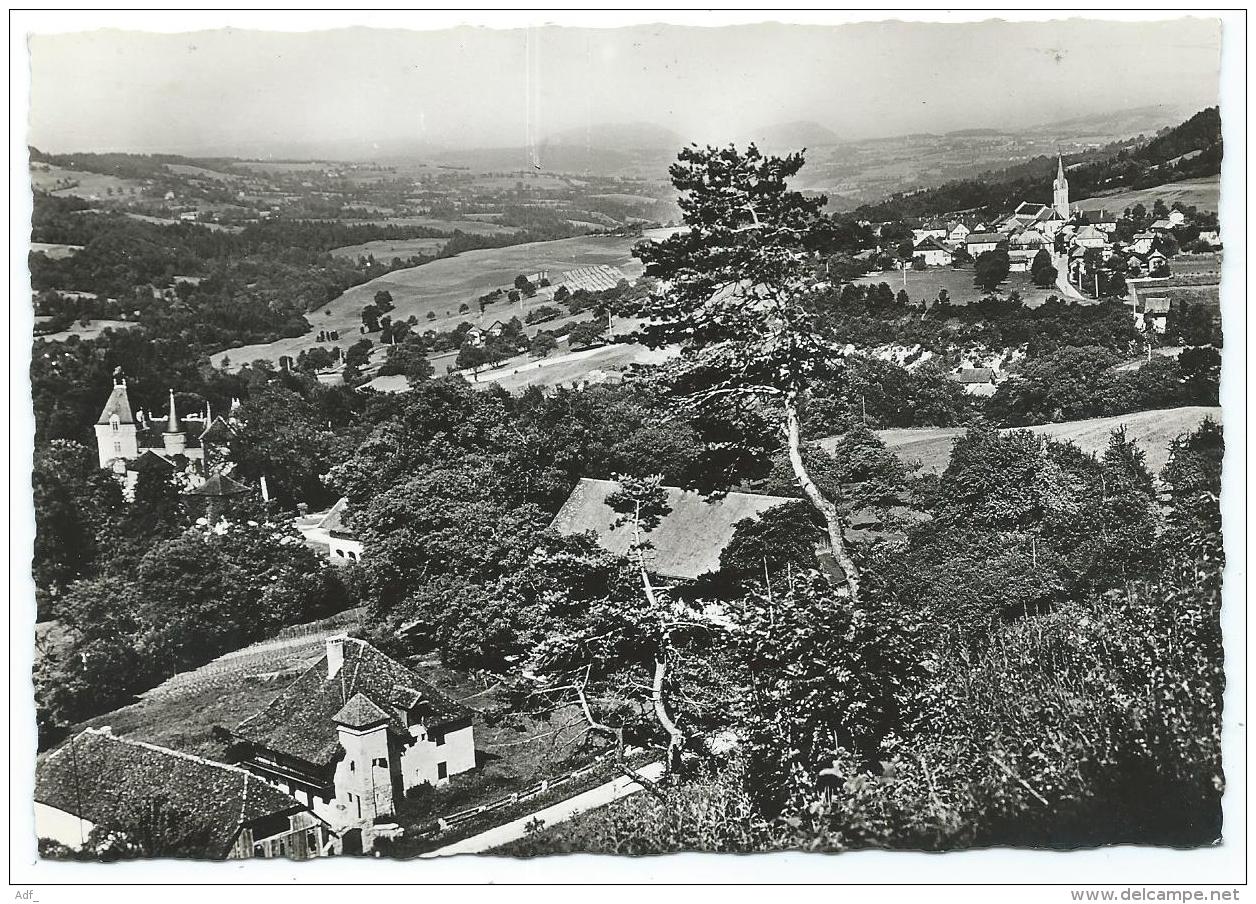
[1053,154,1070,219]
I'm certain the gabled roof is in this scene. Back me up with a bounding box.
[1015,202,1047,216]
[316,497,350,532]
[965,232,1004,244]
[131,449,176,473]
[1151,219,1173,230]
[551,477,801,580]
[199,415,234,444]
[1074,225,1106,241]
[188,473,250,497]
[913,237,954,253]
[96,383,135,426]
[234,638,470,768]
[35,728,305,858]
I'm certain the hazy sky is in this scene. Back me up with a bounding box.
[27,18,1221,155]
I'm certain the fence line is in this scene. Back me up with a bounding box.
[428,752,619,835]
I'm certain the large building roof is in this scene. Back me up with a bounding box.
[96,383,135,426]
[35,728,303,858]
[551,478,800,580]
[234,638,470,769]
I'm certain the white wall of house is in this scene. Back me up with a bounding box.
[400,723,476,789]
[34,802,95,850]
[328,535,364,565]
[967,241,1000,257]
[917,248,952,266]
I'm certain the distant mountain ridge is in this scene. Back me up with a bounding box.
[856,107,1222,220]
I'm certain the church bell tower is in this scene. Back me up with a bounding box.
[1053,154,1070,219]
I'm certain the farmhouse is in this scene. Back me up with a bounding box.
[1072,225,1108,249]
[1008,249,1039,273]
[228,636,476,851]
[35,728,334,859]
[912,237,956,267]
[965,232,1005,257]
[1010,229,1047,251]
[1130,232,1157,255]
[948,367,1001,397]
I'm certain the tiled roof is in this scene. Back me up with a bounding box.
[965,232,1004,244]
[96,384,135,425]
[234,639,470,768]
[35,728,302,858]
[332,693,390,730]
[551,478,800,580]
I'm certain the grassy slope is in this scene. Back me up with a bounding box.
[819,406,1222,475]
[1073,175,1220,215]
[210,229,672,369]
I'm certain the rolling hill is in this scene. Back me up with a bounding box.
[820,407,1222,476]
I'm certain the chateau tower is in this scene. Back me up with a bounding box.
[1053,154,1070,219]
[94,367,139,470]
[162,390,188,456]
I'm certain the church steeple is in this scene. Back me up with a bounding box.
[1053,154,1070,218]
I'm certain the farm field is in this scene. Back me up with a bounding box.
[211,229,676,369]
[853,265,1062,308]
[329,237,449,261]
[122,212,243,233]
[30,163,143,198]
[164,163,242,182]
[29,242,82,258]
[825,406,1222,475]
[1073,175,1220,215]
[464,341,680,394]
[338,216,521,236]
[35,319,139,342]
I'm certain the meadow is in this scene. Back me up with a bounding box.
[853,265,1062,309]
[1073,175,1220,215]
[30,164,143,199]
[328,237,450,261]
[831,405,1222,475]
[211,229,674,369]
